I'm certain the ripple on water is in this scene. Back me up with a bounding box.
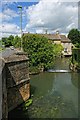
[27,90,78,118]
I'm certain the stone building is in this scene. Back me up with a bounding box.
[43,33,72,56]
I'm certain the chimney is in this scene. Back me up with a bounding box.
[45,29,47,34]
[56,30,59,34]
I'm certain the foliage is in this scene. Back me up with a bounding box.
[0,47,3,52]
[29,66,40,74]
[74,43,80,48]
[1,35,21,48]
[2,37,8,46]
[0,39,5,46]
[53,44,63,57]
[68,29,80,47]
[22,34,54,70]
[12,35,21,48]
[0,40,5,51]
[2,35,14,47]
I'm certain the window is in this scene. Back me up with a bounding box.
[64,48,67,52]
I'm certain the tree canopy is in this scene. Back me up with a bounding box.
[2,35,21,48]
[12,35,21,48]
[53,44,63,57]
[2,35,14,47]
[68,29,80,47]
[22,34,54,70]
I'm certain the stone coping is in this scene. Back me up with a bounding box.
[2,52,29,64]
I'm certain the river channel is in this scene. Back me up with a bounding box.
[9,57,79,119]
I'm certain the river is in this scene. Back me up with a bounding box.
[9,57,79,119]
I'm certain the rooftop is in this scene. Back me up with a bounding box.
[23,33,71,43]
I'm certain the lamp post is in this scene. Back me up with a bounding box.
[17,6,23,51]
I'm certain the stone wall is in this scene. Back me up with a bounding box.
[70,48,80,72]
[2,52,30,119]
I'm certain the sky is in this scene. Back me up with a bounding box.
[0,0,80,39]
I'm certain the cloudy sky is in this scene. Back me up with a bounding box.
[0,0,79,39]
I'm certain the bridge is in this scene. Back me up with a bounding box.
[0,48,30,119]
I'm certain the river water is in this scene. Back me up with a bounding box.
[9,58,80,119]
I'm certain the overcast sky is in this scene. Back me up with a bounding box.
[0,0,79,38]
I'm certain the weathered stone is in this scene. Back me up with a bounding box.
[2,51,30,119]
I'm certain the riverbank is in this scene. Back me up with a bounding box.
[29,57,65,75]
[70,63,80,72]
[70,48,80,72]
[29,66,44,75]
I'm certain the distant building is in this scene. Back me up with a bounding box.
[40,32,72,56]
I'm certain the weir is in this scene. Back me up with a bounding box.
[48,69,71,73]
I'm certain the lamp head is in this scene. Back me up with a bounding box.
[17,6,22,9]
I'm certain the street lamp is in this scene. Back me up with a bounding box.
[17,5,23,51]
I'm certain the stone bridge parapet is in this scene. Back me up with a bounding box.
[1,51,30,119]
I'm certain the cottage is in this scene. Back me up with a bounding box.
[60,35,72,56]
[41,32,72,56]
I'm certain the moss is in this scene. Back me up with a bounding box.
[22,99,33,111]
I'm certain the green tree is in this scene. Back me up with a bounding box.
[68,29,80,45]
[6,35,14,47]
[53,44,63,56]
[2,37,8,46]
[12,35,21,48]
[2,35,14,47]
[22,34,54,70]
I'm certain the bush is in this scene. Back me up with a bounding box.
[53,44,63,57]
[22,34,54,70]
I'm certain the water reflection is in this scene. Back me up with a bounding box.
[30,72,55,97]
[71,73,80,89]
[29,58,78,118]
[29,71,78,118]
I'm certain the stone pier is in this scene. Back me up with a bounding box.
[1,50,30,119]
